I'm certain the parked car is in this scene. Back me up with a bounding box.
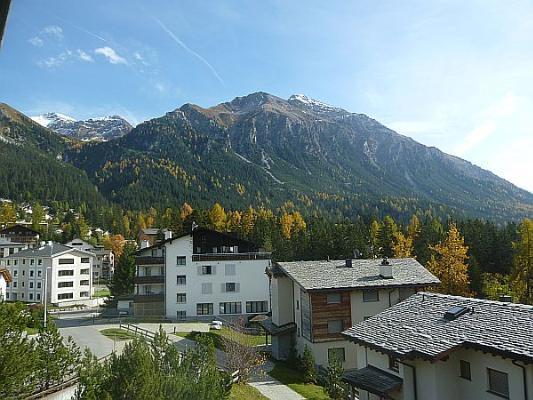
[210,320,223,330]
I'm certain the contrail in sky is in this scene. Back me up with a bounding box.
[153,16,225,87]
[50,12,108,43]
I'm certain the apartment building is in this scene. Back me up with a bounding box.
[133,228,271,320]
[0,237,27,258]
[66,239,115,280]
[0,224,40,247]
[342,292,533,400]
[265,258,440,369]
[1,242,95,305]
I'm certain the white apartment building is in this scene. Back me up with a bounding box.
[1,242,95,306]
[133,228,271,320]
[342,292,533,400]
[0,237,27,258]
[265,258,440,369]
[66,238,115,281]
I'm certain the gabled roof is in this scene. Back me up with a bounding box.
[342,292,533,364]
[5,242,94,258]
[0,224,39,236]
[276,258,440,291]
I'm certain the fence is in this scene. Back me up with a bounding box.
[119,322,156,340]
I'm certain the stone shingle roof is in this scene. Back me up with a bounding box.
[277,258,440,291]
[343,292,533,363]
[5,243,88,258]
[343,366,403,397]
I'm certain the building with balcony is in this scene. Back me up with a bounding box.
[133,228,271,319]
[265,258,440,370]
[1,242,95,305]
[342,292,533,400]
[66,239,115,281]
[0,237,27,258]
[0,225,40,247]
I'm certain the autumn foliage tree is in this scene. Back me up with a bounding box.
[428,223,472,296]
[511,218,532,304]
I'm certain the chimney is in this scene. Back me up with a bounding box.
[499,295,512,303]
[140,240,150,249]
[380,257,393,278]
[345,259,352,268]
[164,230,173,240]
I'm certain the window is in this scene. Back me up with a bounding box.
[201,265,213,275]
[14,259,18,266]
[176,293,187,303]
[80,291,89,297]
[363,290,379,302]
[30,259,35,265]
[58,293,74,300]
[327,320,343,334]
[487,368,509,398]
[459,360,471,380]
[327,293,341,304]
[13,270,18,277]
[58,258,75,264]
[196,303,213,316]
[58,281,74,288]
[220,302,242,315]
[176,310,186,319]
[58,270,74,276]
[80,269,89,275]
[13,282,17,288]
[38,259,42,266]
[21,282,25,287]
[81,258,90,263]
[29,293,33,300]
[22,259,26,265]
[9,247,14,255]
[37,270,42,278]
[246,301,268,313]
[202,283,212,294]
[177,256,186,266]
[225,264,236,276]
[177,275,186,285]
[80,280,89,286]
[36,293,41,300]
[30,270,34,277]
[225,282,237,292]
[296,300,299,310]
[37,282,42,289]
[29,282,34,289]
[389,356,399,372]
[328,348,345,363]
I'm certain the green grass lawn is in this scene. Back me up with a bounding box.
[269,362,330,400]
[229,383,269,400]
[25,327,39,335]
[100,328,136,341]
[93,288,111,298]
[175,327,267,349]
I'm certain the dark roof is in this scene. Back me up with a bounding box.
[5,243,92,258]
[342,366,402,398]
[343,292,533,364]
[0,268,12,283]
[136,227,257,254]
[260,318,297,336]
[0,224,39,236]
[277,258,440,291]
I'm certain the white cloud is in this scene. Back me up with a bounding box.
[77,49,94,62]
[94,47,127,65]
[37,50,73,68]
[28,37,44,47]
[133,51,143,61]
[42,25,63,39]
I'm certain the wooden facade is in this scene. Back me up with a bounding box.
[310,291,352,342]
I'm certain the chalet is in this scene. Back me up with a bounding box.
[342,292,533,400]
[0,225,40,247]
[133,228,271,319]
[265,258,440,369]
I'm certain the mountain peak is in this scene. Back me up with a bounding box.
[288,94,344,113]
[31,112,76,128]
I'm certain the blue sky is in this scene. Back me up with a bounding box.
[1,0,532,192]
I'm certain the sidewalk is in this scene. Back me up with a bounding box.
[248,361,305,400]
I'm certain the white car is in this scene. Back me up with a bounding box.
[210,320,223,330]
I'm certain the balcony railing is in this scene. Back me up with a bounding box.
[192,252,271,262]
[134,275,165,284]
[133,293,164,303]
[135,256,164,266]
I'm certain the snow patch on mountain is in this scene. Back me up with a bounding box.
[31,112,76,127]
[288,94,343,113]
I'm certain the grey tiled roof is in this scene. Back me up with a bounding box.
[6,243,75,258]
[343,366,403,396]
[343,292,533,363]
[277,258,439,290]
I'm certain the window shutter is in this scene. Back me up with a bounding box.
[236,283,240,293]
[221,283,226,293]
[197,266,202,275]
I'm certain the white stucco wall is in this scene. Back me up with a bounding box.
[271,274,294,326]
[164,236,270,319]
[350,288,401,325]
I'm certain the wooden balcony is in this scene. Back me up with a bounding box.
[192,252,271,262]
[133,293,164,303]
[134,275,165,284]
[135,256,164,266]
